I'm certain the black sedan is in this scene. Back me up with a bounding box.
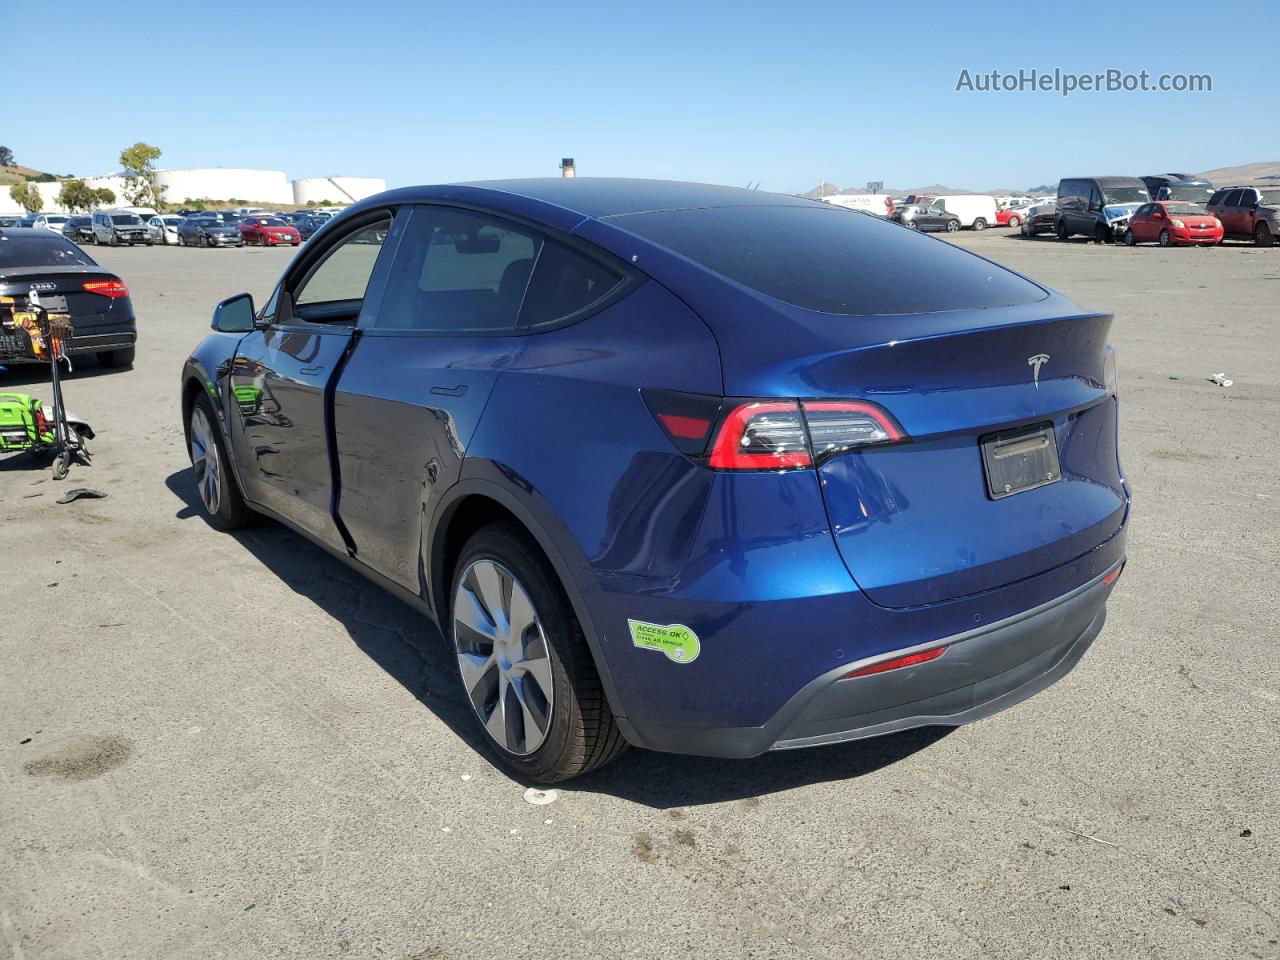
[0,228,137,368]
[177,218,244,248]
[62,216,95,244]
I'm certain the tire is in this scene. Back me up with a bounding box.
[905,219,918,230]
[450,522,626,782]
[96,347,135,368]
[187,394,252,531]
[1255,222,1274,247]
[1008,214,1021,227]
[1124,229,1136,246]
[1094,224,1110,244]
[1056,220,1069,241]
[1159,229,1172,248]
[200,234,209,248]
[972,218,987,231]
[945,219,959,233]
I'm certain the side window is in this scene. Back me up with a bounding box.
[1224,190,1243,207]
[291,217,391,320]
[1240,189,1257,206]
[520,242,625,329]
[1207,190,1225,206]
[375,206,542,332]
[1088,186,1103,209]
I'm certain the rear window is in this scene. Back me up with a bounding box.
[607,204,1046,315]
[0,234,96,269]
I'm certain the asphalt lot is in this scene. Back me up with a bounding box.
[2,230,1277,960]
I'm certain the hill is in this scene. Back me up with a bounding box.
[1196,161,1280,184]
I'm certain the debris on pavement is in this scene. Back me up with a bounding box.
[1209,373,1233,387]
[56,488,107,504]
[524,787,559,805]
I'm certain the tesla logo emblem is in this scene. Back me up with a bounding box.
[1028,353,1050,388]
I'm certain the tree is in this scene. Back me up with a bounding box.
[8,181,43,214]
[119,141,166,208]
[0,146,14,166]
[57,179,116,213]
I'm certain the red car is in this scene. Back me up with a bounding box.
[239,216,302,247]
[996,204,1036,227]
[1123,201,1223,247]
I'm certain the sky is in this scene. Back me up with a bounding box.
[3,0,1275,194]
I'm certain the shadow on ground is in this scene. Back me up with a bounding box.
[165,467,948,807]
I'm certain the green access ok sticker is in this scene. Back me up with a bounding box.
[628,620,701,664]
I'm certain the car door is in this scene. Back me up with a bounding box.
[1219,190,1244,236]
[330,203,546,590]
[225,212,395,550]
[1237,189,1258,235]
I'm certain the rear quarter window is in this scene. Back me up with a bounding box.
[606,204,1046,315]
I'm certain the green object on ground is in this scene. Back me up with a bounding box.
[0,392,54,451]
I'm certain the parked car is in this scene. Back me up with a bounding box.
[61,216,95,244]
[177,218,244,247]
[1122,202,1222,247]
[1206,185,1280,247]
[147,214,184,245]
[996,199,1042,228]
[180,179,1128,782]
[91,210,154,246]
[294,214,331,240]
[1141,174,1213,203]
[31,214,71,234]
[892,201,961,232]
[239,215,302,247]
[0,215,24,228]
[820,194,896,217]
[932,195,998,231]
[1020,200,1059,238]
[0,228,137,368]
[1055,177,1151,243]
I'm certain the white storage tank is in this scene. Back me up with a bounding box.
[292,176,387,206]
[157,168,293,205]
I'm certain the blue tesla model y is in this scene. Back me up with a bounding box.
[181,179,1128,782]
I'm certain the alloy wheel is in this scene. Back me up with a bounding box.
[453,559,555,756]
[189,406,222,516]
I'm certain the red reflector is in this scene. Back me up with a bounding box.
[1103,563,1124,586]
[82,278,129,299]
[844,645,945,679]
[658,413,712,440]
[34,407,49,434]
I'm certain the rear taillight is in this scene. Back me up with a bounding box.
[83,278,129,299]
[801,401,904,461]
[646,391,907,471]
[708,401,812,470]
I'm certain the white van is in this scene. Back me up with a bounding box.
[934,195,998,230]
[820,194,896,217]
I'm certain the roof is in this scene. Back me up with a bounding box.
[448,178,815,219]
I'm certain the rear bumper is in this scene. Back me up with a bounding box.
[623,563,1120,759]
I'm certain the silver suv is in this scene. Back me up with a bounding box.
[1206,184,1280,247]
[91,210,154,246]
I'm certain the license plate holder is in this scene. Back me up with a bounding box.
[981,422,1061,499]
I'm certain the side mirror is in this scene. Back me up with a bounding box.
[212,293,255,333]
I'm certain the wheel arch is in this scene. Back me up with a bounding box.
[429,478,632,725]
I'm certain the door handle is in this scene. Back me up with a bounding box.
[431,384,468,397]
[299,366,324,376]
